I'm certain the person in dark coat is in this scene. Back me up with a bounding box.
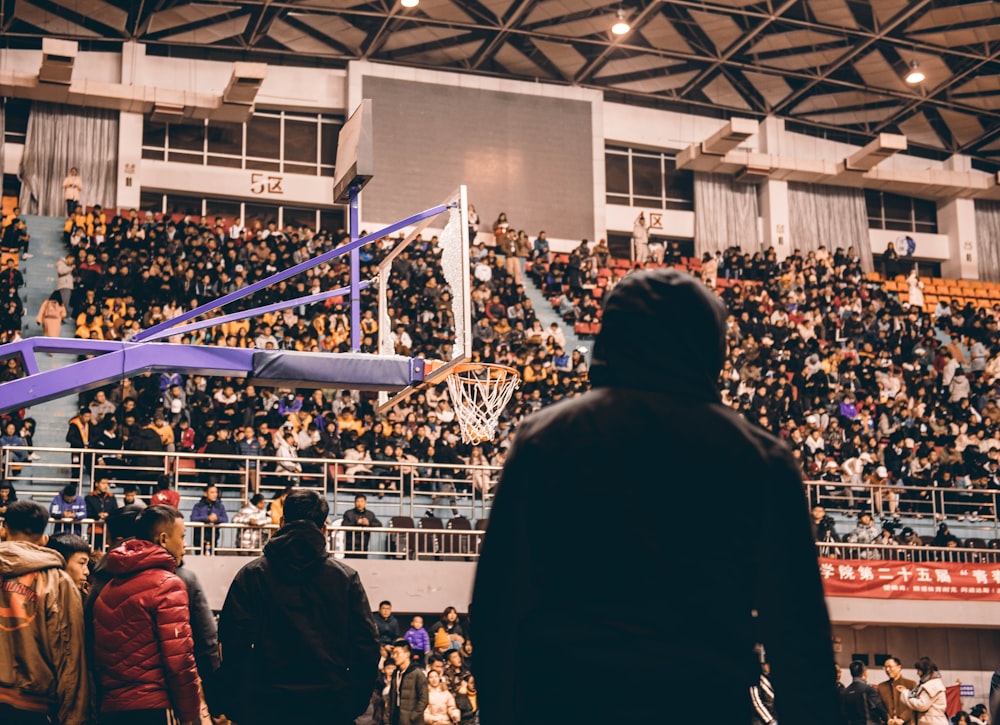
[341,493,382,559]
[471,268,841,725]
[385,639,429,725]
[843,660,889,725]
[375,600,402,647]
[218,489,380,725]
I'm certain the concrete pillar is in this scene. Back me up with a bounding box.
[761,179,790,261]
[757,117,791,260]
[116,42,144,210]
[758,115,785,155]
[938,155,978,279]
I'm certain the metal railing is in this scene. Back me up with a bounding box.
[803,479,1000,534]
[814,540,1000,563]
[1,445,501,522]
[40,518,484,560]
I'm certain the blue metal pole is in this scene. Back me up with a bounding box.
[349,186,361,352]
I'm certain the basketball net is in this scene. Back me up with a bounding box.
[446,363,520,444]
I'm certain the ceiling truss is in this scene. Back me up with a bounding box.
[1,0,997,166]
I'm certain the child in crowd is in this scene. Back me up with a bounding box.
[404,614,430,665]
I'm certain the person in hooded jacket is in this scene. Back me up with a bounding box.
[471,268,840,725]
[217,489,380,725]
[0,500,89,725]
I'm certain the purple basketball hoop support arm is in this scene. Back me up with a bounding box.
[0,201,456,414]
[0,337,427,414]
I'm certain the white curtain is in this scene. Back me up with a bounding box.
[788,182,873,272]
[18,102,118,216]
[694,172,761,256]
[976,200,1000,282]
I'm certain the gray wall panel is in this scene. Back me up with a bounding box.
[361,76,595,242]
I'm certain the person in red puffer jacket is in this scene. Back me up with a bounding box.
[89,505,201,725]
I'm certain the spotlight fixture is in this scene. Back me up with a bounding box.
[400,0,419,7]
[611,8,630,36]
[904,59,925,84]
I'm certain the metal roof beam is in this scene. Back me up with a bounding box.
[771,0,934,117]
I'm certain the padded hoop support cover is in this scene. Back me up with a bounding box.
[251,350,424,391]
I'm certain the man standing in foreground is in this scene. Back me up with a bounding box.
[877,656,916,725]
[0,501,89,724]
[218,489,380,724]
[471,268,841,724]
[90,504,201,725]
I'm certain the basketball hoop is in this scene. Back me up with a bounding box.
[445,363,520,444]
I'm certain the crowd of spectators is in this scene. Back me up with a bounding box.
[8,199,1000,547]
[0,206,29,344]
[528,237,1000,541]
[2,204,594,503]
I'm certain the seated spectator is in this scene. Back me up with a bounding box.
[232,492,269,549]
[0,479,17,515]
[190,483,229,550]
[0,421,28,466]
[150,474,181,508]
[424,669,460,725]
[49,484,87,535]
[931,522,960,548]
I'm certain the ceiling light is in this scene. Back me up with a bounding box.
[904,60,925,84]
[400,0,419,7]
[611,9,630,36]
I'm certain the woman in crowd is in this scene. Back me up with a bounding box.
[424,670,460,725]
[35,290,66,338]
[899,657,949,725]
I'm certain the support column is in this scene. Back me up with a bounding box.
[760,179,790,262]
[938,155,978,279]
[116,42,144,210]
[757,117,791,261]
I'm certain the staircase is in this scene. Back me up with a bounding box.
[15,215,79,490]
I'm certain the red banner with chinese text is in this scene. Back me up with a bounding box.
[819,558,1000,600]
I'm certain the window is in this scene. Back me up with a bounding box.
[283,205,319,231]
[141,111,343,177]
[246,115,280,160]
[205,198,242,221]
[3,99,30,145]
[604,146,693,211]
[166,195,204,216]
[139,191,335,230]
[140,191,165,213]
[865,189,938,234]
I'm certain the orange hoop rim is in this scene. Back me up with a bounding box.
[448,362,520,379]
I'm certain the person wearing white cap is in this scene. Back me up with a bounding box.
[870,465,899,519]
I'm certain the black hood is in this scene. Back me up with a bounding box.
[589,269,728,402]
[263,520,329,580]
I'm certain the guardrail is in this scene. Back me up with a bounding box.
[39,518,483,560]
[0,445,501,521]
[803,478,1000,533]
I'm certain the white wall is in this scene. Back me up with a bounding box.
[142,160,336,208]
[606,203,694,240]
[603,102,747,151]
[869,228,952,262]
